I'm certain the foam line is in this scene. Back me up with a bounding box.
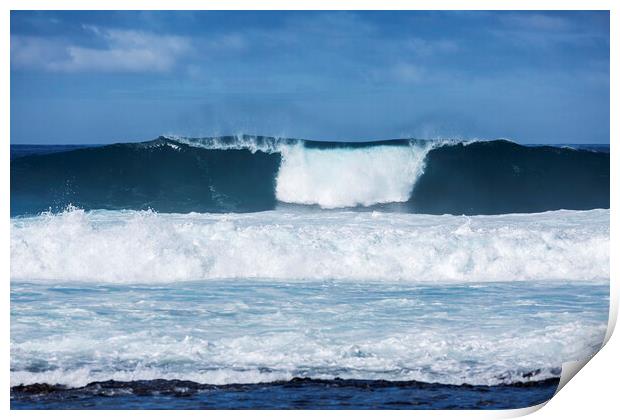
[10,208,609,283]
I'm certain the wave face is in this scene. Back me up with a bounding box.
[10,137,281,216]
[10,136,609,216]
[10,208,609,283]
[410,140,609,214]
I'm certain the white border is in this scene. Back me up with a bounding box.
[2,1,617,419]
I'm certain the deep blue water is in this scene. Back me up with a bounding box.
[10,137,610,216]
[10,144,99,160]
[11,378,559,409]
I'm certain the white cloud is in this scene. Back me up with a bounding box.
[11,26,191,72]
[11,36,66,69]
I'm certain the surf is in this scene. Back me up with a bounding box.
[10,207,609,283]
[10,135,610,216]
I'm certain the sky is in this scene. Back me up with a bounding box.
[10,10,610,144]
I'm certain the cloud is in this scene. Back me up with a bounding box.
[11,36,66,69]
[12,26,191,72]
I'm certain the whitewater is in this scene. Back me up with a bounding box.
[10,206,610,389]
[10,207,608,283]
[11,278,607,388]
[275,143,430,208]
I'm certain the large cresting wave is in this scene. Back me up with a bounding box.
[10,135,609,216]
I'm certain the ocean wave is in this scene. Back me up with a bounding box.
[10,136,610,216]
[10,318,603,387]
[276,142,432,208]
[9,366,563,390]
[10,207,609,283]
[168,134,299,154]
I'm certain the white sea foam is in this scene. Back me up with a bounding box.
[275,143,431,208]
[168,134,294,154]
[10,208,609,283]
[10,313,605,387]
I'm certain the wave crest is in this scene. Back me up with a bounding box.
[276,143,431,208]
[10,137,610,216]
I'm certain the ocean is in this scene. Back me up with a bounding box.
[10,137,610,409]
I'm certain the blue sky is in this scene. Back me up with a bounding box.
[10,11,609,144]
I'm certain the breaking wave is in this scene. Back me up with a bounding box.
[10,135,609,216]
[10,207,609,283]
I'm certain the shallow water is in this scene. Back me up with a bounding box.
[11,280,608,389]
[10,206,609,408]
